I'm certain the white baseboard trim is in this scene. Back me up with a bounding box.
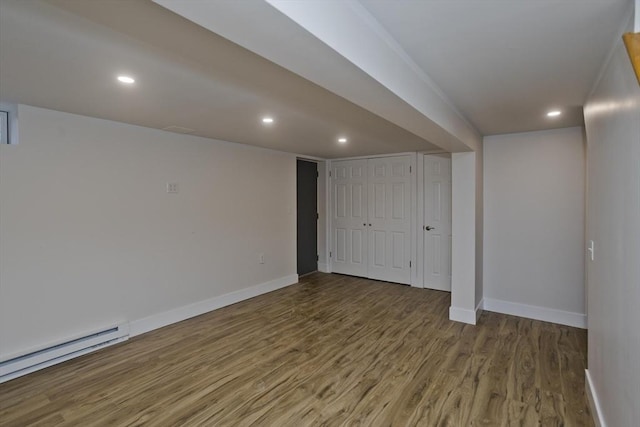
[449,299,483,325]
[318,262,330,273]
[585,369,606,427]
[449,306,477,325]
[129,274,299,337]
[482,298,586,328]
[475,298,484,323]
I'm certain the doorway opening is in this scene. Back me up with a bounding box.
[297,159,318,276]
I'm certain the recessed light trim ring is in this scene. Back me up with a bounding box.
[117,75,135,84]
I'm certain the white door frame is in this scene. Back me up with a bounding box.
[321,160,331,272]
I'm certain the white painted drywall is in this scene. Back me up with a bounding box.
[583,14,640,425]
[475,142,484,306]
[483,127,586,318]
[450,152,478,324]
[0,105,297,360]
[154,0,481,153]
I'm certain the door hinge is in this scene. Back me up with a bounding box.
[329,170,332,177]
[317,254,319,261]
[329,251,332,258]
[410,165,412,173]
[317,212,319,220]
[409,261,412,268]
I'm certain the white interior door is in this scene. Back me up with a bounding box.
[367,156,412,284]
[331,159,368,277]
[423,154,452,291]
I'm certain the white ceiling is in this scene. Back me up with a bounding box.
[359,0,632,135]
[0,0,633,157]
[155,0,483,152]
[0,0,438,159]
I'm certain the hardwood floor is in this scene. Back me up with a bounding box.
[0,273,591,426]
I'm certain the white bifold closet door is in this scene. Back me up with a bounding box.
[332,156,412,285]
[332,159,368,277]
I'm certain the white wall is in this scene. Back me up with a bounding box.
[483,127,586,327]
[475,141,484,306]
[0,105,297,360]
[450,151,478,324]
[583,14,640,426]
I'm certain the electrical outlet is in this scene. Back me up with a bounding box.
[259,253,265,264]
[166,182,179,193]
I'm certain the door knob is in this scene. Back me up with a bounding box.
[425,226,435,231]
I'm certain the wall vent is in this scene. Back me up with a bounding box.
[0,323,129,383]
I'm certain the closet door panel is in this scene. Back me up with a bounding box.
[367,156,412,284]
[331,160,368,277]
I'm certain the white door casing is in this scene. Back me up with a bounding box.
[331,159,368,277]
[367,156,412,284]
[423,154,452,291]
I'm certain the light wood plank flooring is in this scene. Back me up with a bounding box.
[0,273,591,426]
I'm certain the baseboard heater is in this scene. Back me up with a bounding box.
[0,323,129,383]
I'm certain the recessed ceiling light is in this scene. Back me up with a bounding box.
[547,110,562,117]
[117,75,135,84]
[338,137,348,144]
[262,117,274,124]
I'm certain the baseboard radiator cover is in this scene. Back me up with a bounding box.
[0,323,130,383]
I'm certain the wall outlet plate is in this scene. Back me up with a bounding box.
[166,182,179,193]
